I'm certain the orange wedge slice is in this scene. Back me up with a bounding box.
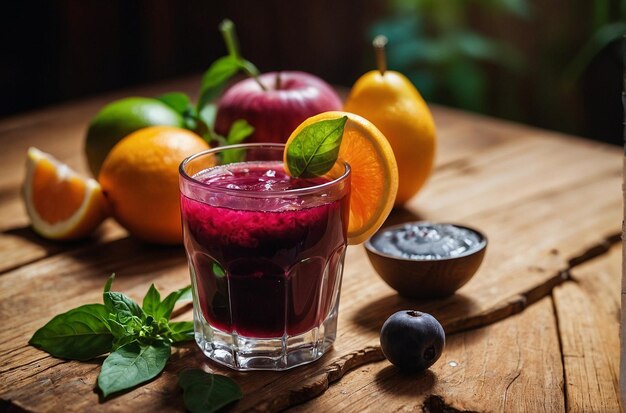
[285,111,399,244]
[23,147,109,240]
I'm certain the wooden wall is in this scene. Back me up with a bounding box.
[1,1,621,144]
[0,0,385,117]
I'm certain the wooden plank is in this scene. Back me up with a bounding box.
[0,83,620,411]
[0,161,617,412]
[0,221,126,274]
[291,297,564,412]
[554,243,621,412]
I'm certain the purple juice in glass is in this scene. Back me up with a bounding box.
[179,144,350,370]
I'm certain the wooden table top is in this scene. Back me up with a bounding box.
[0,76,621,413]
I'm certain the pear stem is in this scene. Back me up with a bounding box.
[373,35,388,75]
[219,19,267,91]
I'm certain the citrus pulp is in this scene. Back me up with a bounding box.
[23,147,109,240]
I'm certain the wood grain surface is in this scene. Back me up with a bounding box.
[555,244,621,412]
[0,77,621,412]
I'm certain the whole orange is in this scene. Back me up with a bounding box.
[98,126,209,244]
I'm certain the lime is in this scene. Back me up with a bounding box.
[84,97,185,176]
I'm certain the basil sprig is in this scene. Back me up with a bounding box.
[29,275,194,398]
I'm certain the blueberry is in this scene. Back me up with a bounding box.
[380,310,445,373]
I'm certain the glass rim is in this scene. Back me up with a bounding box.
[179,143,351,198]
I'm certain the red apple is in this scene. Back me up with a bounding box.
[214,71,343,144]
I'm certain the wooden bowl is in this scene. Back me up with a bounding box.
[364,222,487,299]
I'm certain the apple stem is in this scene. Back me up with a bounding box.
[275,72,282,90]
[373,35,388,75]
[219,19,268,91]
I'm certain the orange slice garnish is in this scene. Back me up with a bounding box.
[285,111,398,244]
[23,147,109,240]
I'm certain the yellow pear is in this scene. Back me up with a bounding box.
[344,36,436,206]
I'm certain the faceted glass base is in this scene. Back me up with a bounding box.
[193,302,339,371]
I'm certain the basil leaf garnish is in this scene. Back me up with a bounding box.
[285,116,347,178]
[179,369,243,413]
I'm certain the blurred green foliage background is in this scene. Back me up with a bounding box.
[370,0,625,145]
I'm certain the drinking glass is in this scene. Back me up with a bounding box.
[179,143,351,370]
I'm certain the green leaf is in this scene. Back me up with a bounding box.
[237,59,262,78]
[445,60,487,112]
[29,304,113,361]
[220,119,254,164]
[198,104,218,131]
[197,55,240,112]
[168,321,194,343]
[108,318,130,337]
[177,286,193,303]
[212,263,225,278]
[498,0,531,18]
[158,92,198,130]
[197,20,266,112]
[563,22,626,84]
[142,284,161,317]
[178,369,242,413]
[154,285,192,321]
[104,291,145,320]
[285,116,347,178]
[111,334,137,352]
[98,341,171,398]
[103,274,115,294]
[226,119,254,145]
[157,92,191,114]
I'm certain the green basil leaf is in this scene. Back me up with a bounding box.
[98,341,171,398]
[104,291,145,320]
[197,55,240,112]
[177,286,193,303]
[108,318,131,339]
[114,312,141,329]
[157,92,191,114]
[168,321,194,343]
[178,369,242,413]
[142,284,161,317]
[103,274,115,294]
[155,286,192,321]
[29,304,113,361]
[112,335,137,352]
[285,116,347,178]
